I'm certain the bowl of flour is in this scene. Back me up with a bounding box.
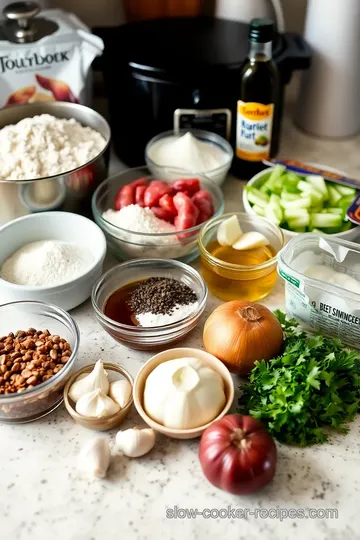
[0,101,110,226]
[92,166,224,263]
[0,211,107,311]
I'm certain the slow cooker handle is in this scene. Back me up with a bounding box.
[276,33,312,84]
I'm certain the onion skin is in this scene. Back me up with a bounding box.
[199,414,277,495]
[203,301,283,375]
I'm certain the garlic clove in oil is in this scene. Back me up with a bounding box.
[69,359,109,402]
[76,388,120,418]
[115,427,155,458]
[79,437,111,479]
[109,379,132,409]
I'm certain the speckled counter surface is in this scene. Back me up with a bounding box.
[1,94,360,540]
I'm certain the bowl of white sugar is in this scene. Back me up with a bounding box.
[0,212,107,311]
[145,129,233,186]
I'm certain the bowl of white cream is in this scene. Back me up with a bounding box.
[145,129,233,186]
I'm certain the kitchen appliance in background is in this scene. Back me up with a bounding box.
[214,0,285,32]
[294,0,360,138]
[97,17,311,168]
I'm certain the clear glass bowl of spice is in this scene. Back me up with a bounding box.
[92,259,208,350]
[0,300,80,423]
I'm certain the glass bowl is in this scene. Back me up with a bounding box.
[91,258,208,351]
[63,362,133,431]
[145,128,234,187]
[91,165,224,264]
[198,212,284,302]
[0,301,80,423]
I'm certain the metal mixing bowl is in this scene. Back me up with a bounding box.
[0,102,111,226]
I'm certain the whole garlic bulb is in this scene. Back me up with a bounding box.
[143,357,226,429]
[115,427,155,458]
[76,389,120,418]
[109,379,132,409]
[69,360,109,402]
[79,437,111,479]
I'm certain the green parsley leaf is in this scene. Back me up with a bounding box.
[238,311,360,446]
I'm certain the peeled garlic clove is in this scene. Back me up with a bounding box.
[217,215,242,246]
[115,427,155,458]
[69,359,109,402]
[79,437,111,479]
[232,231,269,251]
[76,389,120,418]
[109,379,132,409]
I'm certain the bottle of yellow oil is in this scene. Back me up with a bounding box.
[233,18,280,180]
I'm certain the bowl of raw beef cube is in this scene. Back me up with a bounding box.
[92,166,224,263]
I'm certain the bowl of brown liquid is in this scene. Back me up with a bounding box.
[198,212,284,302]
[91,259,207,350]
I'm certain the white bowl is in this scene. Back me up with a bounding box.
[0,212,107,311]
[243,167,360,242]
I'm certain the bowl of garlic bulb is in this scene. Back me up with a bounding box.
[133,347,234,439]
[63,360,133,430]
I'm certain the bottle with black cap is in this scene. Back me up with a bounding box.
[233,18,280,180]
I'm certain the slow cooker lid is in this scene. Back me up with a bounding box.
[112,17,283,78]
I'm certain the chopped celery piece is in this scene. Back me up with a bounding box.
[267,165,286,187]
[293,227,306,233]
[252,205,266,217]
[281,192,300,201]
[283,172,301,187]
[328,186,342,206]
[288,215,310,228]
[307,175,328,197]
[284,208,309,220]
[334,184,356,196]
[310,213,342,229]
[269,193,281,206]
[308,191,324,206]
[338,195,355,212]
[310,228,328,234]
[280,196,312,209]
[265,204,282,226]
[247,187,270,208]
[260,184,271,195]
[323,207,343,215]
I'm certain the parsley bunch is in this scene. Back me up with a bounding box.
[239,311,360,446]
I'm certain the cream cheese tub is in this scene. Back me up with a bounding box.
[278,233,360,348]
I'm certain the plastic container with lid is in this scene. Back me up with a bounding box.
[278,232,360,348]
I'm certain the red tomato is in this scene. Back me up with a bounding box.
[151,206,174,223]
[114,177,147,210]
[159,193,177,215]
[199,414,277,495]
[171,178,200,194]
[144,180,171,207]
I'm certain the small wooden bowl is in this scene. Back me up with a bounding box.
[63,362,134,431]
[133,347,235,439]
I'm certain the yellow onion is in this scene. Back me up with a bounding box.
[203,301,283,375]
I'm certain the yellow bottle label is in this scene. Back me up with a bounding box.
[236,101,274,161]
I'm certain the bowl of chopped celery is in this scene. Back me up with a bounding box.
[243,165,360,240]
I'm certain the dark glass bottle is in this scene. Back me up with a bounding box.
[233,18,280,180]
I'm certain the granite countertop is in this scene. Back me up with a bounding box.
[1,92,360,540]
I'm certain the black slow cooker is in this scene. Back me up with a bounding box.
[96,17,311,167]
